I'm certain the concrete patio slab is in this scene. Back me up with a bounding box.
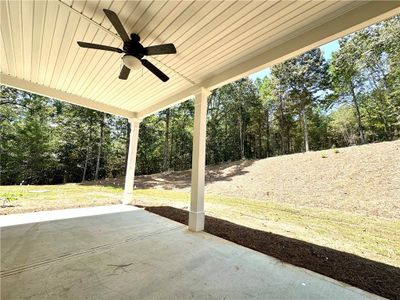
[1,206,381,299]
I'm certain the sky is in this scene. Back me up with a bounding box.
[249,40,340,81]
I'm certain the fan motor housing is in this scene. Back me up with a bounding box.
[77,9,173,81]
[123,35,145,58]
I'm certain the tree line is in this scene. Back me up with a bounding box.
[0,17,399,185]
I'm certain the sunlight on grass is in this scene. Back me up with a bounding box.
[1,185,398,267]
[0,184,123,213]
[134,189,400,267]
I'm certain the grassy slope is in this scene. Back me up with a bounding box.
[94,140,400,218]
[133,189,400,267]
[1,140,399,267]
[1,185,398,267]
[142,140,400,218]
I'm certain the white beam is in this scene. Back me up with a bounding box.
[137,84,201,119]
[123,118,141,205]
[137,1,400,118]
[188,87,210,232]
[0,74,136,118]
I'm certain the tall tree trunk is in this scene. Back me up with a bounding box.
[265,108,270,157]
[224,120,228,161]
[95,113,105,180]
[82,119,92,182]
[258,120,262,159]
[238,109,245,159]
[377,88,391,139]
[170,129,174,168]
[279,96,286,154]
[302,109,310,152]
[163,109,170,171]
[366,71,391,138]
[124,120,131,175]
[350,81,365,144]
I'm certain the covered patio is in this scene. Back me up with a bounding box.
[0,206,381,299]
[1,0,399,231]
[1,0,399,298]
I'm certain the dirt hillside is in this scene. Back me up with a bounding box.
[99,140,400,219]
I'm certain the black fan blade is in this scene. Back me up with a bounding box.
[119,65,130,80]
[103,9,130,42]
[145,44,177,56]
[77,41,123,53]
[141,59,169,82]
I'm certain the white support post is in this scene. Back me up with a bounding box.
[189,88,210,232]
[123,118,141,205]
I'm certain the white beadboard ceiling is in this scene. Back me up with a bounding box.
[1,1,399,118]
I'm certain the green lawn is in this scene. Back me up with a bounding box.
[0,184,123,212]
[1,184,399,267]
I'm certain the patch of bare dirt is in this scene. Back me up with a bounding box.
[95,140,400,219]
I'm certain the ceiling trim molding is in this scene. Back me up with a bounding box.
[1,74,136,118]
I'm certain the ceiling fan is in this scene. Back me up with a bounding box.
[77,9,176,82]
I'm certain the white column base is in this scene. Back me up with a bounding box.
[188,211,205,232]
[122,192,132,205]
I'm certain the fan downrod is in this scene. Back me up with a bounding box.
[130,33,140,42]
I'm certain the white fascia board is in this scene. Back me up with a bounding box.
[138,1,400,118]
[0,74,136,119]
[137,84,202,118]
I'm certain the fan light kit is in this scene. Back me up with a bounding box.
[122,55,142,70]
[77,9,177,81]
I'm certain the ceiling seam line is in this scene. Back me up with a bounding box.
[59,22,90,91]
[42,3,60,85]
[152,57,197,85]
[190,1,333,76]
[77,1,120,97]
[49,10,71,86]
[36,0,47,83]
[64,0,112,95]
[168,0,286,75]
[176,1,310,76]
[140,1,182,45]
[29,1,35,81]
[150,0,240,75]
[54,17,82,89]
[19,0,25,79]
[58,0,120,40]
[6,1,17,77]
[0,28,10,74]
[125,0,155,36]
[135,2,167,42]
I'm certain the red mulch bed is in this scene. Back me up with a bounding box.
[143,205,400,300]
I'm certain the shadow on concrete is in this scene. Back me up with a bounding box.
[81,160,255,190]
[141,205,400,300]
